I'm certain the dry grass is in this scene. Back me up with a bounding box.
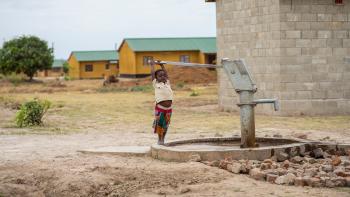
[0,80,349,142]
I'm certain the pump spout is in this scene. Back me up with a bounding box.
[253,99,279,111]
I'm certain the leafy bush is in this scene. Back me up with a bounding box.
[15,99,51,127]
[64,75,70,81]
[190,89,199,97]
[176,82,185,89]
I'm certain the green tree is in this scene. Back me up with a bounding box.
[62,62,70,74]
[0,35,54,81]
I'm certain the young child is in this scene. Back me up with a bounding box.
[150,61,173,145]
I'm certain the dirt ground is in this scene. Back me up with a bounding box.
[0,79,350,197]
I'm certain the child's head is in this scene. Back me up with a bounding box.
[155,69,167,83]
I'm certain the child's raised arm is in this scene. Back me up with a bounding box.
[159,64,168,78]
[150,61,155,81]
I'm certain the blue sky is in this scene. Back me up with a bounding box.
[0,0,216,59]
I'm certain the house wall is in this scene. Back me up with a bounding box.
[79,61,118,79]
[215,0,350,115]
[68,55,80,79]
[215,0,282,114]
[119,42,137,77]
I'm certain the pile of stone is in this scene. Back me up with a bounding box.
[201,149,350,188]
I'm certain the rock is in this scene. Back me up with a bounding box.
[318,171,328,177]
[227,163,242,174]
[331,177,347,187]
[323,152,331,158]
[346,177,350,187]
[331,156,341,166]
[219,160,231,169]
[289,147,299,157]
[240,164,249,174]
[343,160,350,167]
[308,158,317,164]
[321,165,333,173]
[282,160,290,169]
[273,134,282,138]
[189,154,201,162]
[179,187,191,194]
[260,163,271,170]
[334,169,348,177]
[277,152,289,162]
[290,156,303,164]
[249,168,266,181]
[276,168,288,176]
[304,168,318,177]
[312,148,324,159]
[274,176,285,185]
[294,177,305,186]
[271,163,279,169]
[275,173,296,185]
[263,159,273,164]
[266,174,279,183]
[310,177,322,187]
[294,133,308,139]
[208,160,220,167]
[270,156,277,162]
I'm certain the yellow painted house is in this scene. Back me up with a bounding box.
[118,37,216,78]
[67,50,119,79]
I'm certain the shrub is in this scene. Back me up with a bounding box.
[176,82,185,89]
[64,75,70,81]
[15,98,51,127]
[190,89,199,97]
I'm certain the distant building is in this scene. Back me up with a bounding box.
[207,0,350,115]
[37,59,66,77]
[118,37,216,78]
[67,50,119,79]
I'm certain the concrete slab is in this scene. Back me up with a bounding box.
[78,146,151,157]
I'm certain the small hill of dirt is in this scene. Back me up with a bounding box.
[167,67,217,84]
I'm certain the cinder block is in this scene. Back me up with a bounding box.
[302,30,317,39]
[327,39,343,48]
[333,31,348,39]
[296,39,311,47]
[332,14,348,22]
[296,91,312,99]
[343,39,350,48]
[295,22,311,30]
[326,90,344,99]
[286,31,301,39]
[280,39,296,48]
[333,48,349,56]
[311,39,327,48]
[280,48,301,56]
[317,31,332,39]
[312,91,327,99]
[280,91,296,100]
[301,13,316,22]
[296,74,313,82]
[317,14,332,22]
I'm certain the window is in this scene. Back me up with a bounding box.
[85,64,93,72]
[335,0,343,5]
[105,64,110,70]
[143,56,153,66]
[180,55,190,63]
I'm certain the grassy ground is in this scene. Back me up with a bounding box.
[1,79,349,142]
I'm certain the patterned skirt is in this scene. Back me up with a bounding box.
[153,105,172,138]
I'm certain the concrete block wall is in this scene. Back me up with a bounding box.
[216,0,350,115]
[216,0,282,114]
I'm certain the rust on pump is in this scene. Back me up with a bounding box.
[152,59,279,148]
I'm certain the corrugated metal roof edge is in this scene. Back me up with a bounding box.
[118,37,216,53]
[68,50,119,62]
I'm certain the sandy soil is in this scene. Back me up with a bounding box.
[0,130,350,197]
